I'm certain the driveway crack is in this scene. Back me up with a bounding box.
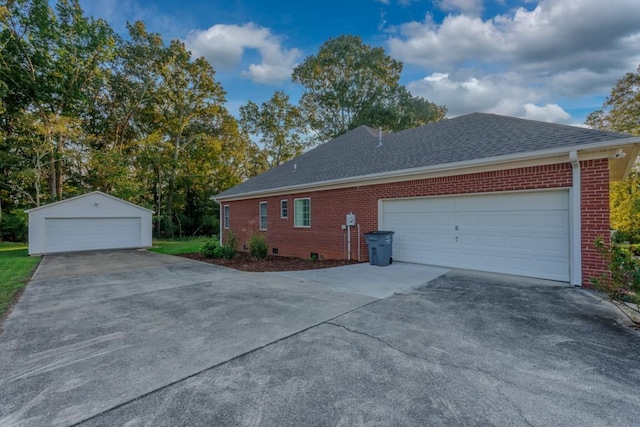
[326,322,534,427]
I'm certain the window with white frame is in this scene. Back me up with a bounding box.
[294,198,310,227]
[259,201,268,230]
[223,205,230,229]
[280,199,288,218]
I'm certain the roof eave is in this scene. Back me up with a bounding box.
[214,136,640,202]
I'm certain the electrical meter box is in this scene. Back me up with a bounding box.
[346,213,356,226]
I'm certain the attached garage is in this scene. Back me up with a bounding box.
[380,190,570,281]
[27,191,153,255]
[215,113,640,287]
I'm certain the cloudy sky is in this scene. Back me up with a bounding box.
[79,0,640,126]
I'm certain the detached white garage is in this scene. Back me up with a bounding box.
[27,191,153,255]
[379,190,571,282]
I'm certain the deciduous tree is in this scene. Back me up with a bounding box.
[586,65,640,240]
[292,34,445,141]
[240,90,311,167]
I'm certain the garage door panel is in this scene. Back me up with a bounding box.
[45,218,141,253]
[382,191,570,281]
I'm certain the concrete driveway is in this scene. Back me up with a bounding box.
[1,251,639,426]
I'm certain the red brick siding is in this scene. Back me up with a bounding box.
[224,161,609,286]
[580,159,610,286]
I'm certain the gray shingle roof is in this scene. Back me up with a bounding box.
[216,113,632,199]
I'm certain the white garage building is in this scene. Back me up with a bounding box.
[27,191,153,255]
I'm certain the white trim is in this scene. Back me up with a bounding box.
[25,191,154,213]
[280,199,289,219]
[293,197,311,228]
[259,201,268,230]
[214,139,640,202]
[223,205,230,229]
[569,151,582,287]
[217,201,223,246]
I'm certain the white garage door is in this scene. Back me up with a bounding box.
[44,217,142,253]
[381,191,570,281]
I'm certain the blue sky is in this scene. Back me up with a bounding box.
[79,0,640,126]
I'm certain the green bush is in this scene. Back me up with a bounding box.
[222,230,238,260]
[1,209,28,242]
[200,239,221,258]
[612,229,640,245]
[201,239,235,259]
[590,236,640,305]
[248,234,268,260]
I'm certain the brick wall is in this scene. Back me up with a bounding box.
[580,159,610,286]
[224,161,609,286]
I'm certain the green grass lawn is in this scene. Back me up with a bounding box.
[0,242,41,318]
[149,237,212,255]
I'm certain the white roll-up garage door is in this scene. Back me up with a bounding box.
[380,190,570,281]
[44,217,142,253]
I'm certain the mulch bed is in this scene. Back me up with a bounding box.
[179,252,359,272]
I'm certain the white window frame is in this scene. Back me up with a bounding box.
[259,201,268,230]
[294,197,311,228]
[280,199,288,219]
[223,205,230,229]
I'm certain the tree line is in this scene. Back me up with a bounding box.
[0,0,446,240]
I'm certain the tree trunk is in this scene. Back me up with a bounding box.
[165,136,180,237]
[48,148,57,201]
[55,138,65,200]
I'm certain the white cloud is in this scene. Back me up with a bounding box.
[391,0,640,123]
[408,72,572,123]
[389,0,640,76]
[185,23,301,85]
[436,0,484,15]
[523,103,571,123]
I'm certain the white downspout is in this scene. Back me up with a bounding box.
[347,224,351,261]
[213,199,222,246]
[569,151,582,286]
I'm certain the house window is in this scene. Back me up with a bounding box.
[294,198,310,227]
[223,205,230,229]
[280,199,288,219]
[259,202,268,230]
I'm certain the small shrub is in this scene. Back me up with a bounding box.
[201,236,237,260]
[222,230,238,260]
[590,236,640,305]
[201,239,221,258]
[248,234,268,260]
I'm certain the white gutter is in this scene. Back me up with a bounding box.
[214,137,640,202]
[569,151,582,287]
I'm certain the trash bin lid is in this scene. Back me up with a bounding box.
[364,230,394,235]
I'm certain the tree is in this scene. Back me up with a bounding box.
[0,0,116,202]
[292,35,402,141]
[292,34,445,141]
[240,90,311,167]
[354,86,447,132]
[586,65,640,136]
[586,64,640,240]
[1,5,264,239]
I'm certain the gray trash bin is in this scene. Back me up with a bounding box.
[364,231,394,266]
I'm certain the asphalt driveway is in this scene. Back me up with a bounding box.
[1,251,639,426]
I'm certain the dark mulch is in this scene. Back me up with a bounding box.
[179,252,359,272]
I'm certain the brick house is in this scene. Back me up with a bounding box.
[214,113,640,286]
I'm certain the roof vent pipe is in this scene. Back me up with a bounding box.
[377,128,383,148]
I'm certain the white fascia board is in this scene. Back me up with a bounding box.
[214,137,640,202]
[25,191,155,214]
